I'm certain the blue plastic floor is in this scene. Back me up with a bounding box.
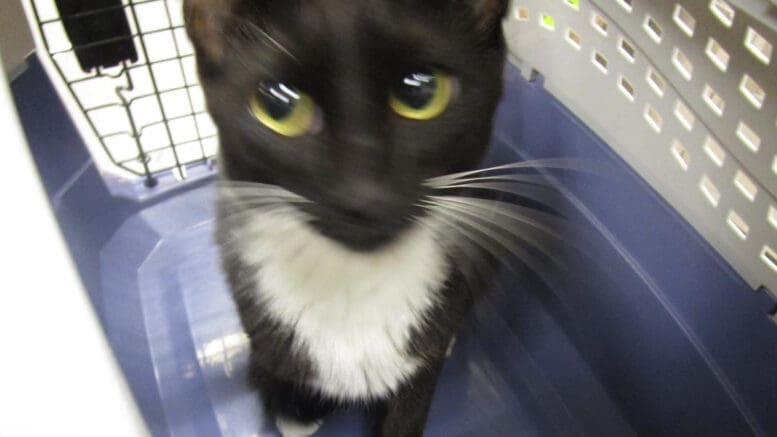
[13,55,777,436]
[101,183,630,437]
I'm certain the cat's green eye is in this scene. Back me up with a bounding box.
[389,69,453,120]
[250,82,316,137]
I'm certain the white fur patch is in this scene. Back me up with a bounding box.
[237,210,449,400]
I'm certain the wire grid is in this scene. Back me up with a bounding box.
[30,0,218,186]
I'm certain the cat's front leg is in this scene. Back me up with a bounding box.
[374,360,444,437]
[251,370,336,437]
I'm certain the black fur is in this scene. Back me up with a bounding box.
[188,1,508,435]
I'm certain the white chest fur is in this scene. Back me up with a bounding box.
[237,210,449,400]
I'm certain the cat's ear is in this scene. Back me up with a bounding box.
[184,0,238,64]
[472,0,509,31]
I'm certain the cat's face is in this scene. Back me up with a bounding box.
[187,0,508,250]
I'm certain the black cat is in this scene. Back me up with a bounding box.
[185,1,509,435]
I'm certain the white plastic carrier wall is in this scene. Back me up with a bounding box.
[504,0,777,298]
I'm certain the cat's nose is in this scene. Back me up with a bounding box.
[333,176,409,222]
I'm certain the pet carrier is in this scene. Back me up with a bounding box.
[9,0,777,435]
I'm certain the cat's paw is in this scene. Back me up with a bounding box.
[276,417,322,437]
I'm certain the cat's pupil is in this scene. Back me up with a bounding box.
[394,70,437,109]
[257,82,300,120]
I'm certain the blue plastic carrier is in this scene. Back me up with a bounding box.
[15,0,777,435]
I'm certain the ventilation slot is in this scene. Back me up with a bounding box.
[701,176,721,207]
[593,51,609,74]
[647,68,667,97]
[727,211,750,240]
[644,16,664,44]
[540,13,556,31]
[706,38,730,72]
[710,0,735,28]
[672,48,694,80]
[740,75,766,109]
[703,85,725,116]
[671,140,691,170]
[736,122,761,153]
[734,171,758,202]
[617,0,633,13]
[673,5,696,37]
[592,14,609,36]
[645,105,663,133]
[674,101,695,131]
[515,7,530,21]
[761,247,777,273]
[566,28,582,50]
[769,206,777,230]
[619,76,636,102]
[704,137,726,167]
[745,27,773,65]
[619,38,637,63]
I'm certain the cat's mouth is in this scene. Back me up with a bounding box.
[303,204,419,252]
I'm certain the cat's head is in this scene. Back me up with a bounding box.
[186,0,509,250]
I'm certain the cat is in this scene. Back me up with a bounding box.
[184,1,510,435]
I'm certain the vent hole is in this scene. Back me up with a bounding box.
[736,122,761,153]
[705,38,731,72]
[619,37,637,63]
[617,0,634,13]
[647,68,667,97]
[710,0,735,28]
[734,170,758,202]
[592,14,609,36]
[592,51,609,74]
[673,5,696,37]
[768,206,777,230]
[740,75,766,109]
[703,85,726,116]
[515,7,530,21]
[566,28,582,50]
[672,48,694,80]
[671,140,691,171]
[644,16,664,44]
[645,105,663,133]
[761,247,777,273]
[727,211,750,240]
[674,101,695,131]
[745,27,773,65]
[540,13,556,30]
[701,176,721,207]
[619,76,636,102]
[704,137,726,167]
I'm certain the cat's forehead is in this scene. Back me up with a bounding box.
[187,0,506,76]
[255,1,458,48]
[233,0,482,76]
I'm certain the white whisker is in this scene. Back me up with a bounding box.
[426,158,597,185]
[425,201,567,290]
[426,199,560,268]
[430,196,574,239]
[425,198,569,267]
[236,17,299,62]
[427,173,552,188]
[429,181,567,210]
